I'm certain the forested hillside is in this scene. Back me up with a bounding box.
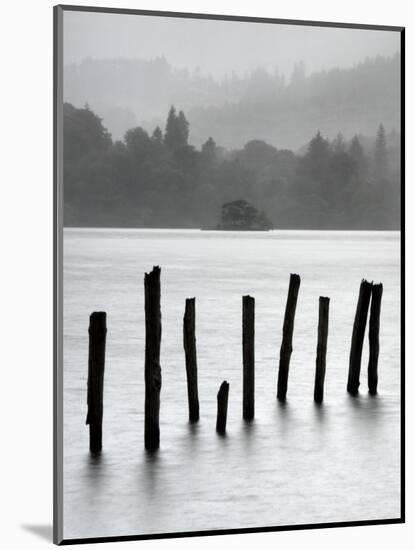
[63,103,400,229]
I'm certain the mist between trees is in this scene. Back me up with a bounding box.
[63,102,400,230]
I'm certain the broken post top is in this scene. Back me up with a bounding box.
[284,274,301,313]
[371,283,383,303]
[282,273,301,323]
[185,297,196,312]
[89,311,107,333]
[318,297,330,312]
[89,311,106,321]
[144,265,161,282]
[144,266,161,319]
[184,298,196,338]
[218,380,229,396]
[364,281,383,296]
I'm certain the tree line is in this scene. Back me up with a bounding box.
[64,102,400,229]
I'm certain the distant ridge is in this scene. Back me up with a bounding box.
[64,54,400,149]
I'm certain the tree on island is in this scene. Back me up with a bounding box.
[218,199,273,230]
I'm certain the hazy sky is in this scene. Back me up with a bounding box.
[63,10,400,78]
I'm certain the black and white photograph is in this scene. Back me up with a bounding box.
[54,5,404,544]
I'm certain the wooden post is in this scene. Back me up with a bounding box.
[144,266,162,451]
[216,381,229,435]
[314,297,330,404]
[86,311,107,453]
[242,295,255,420]
[347,279,372,395]
[277,274,301,401]
[368,283,383,395]
[183,298,199,422]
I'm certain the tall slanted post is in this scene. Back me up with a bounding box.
[314,297,330,404]
[183,297,199,422]
[216,381,229,435]
[277,274,301,401]
[242,295,255,420]
[86,311,107,453]
[347,279,372,395]
[368,283,383,395]
[144,266,162,451]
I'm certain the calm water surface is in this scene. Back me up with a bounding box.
[63,229,401,539]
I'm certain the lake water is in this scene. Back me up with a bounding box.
[63,229,401,540]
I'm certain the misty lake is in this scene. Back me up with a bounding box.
[63,228,401,540]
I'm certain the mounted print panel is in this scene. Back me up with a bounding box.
[54,5,404,545]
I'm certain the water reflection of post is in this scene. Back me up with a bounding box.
[141,448,160,497]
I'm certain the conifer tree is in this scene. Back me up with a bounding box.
[164,106,189,150]
[164,106,178,150]
[151,126,163,145]
[374,123,388,180]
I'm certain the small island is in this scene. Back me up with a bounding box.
[217,199,273,231]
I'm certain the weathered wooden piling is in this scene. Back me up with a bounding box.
[144,266,162,451]
[277,274,301,401]
[314,297,330,404]
[347,279,373,395]
[216,381,229,435]
[86,311,107,453]
[368,283,383,395]
[183,297,199,422]
[242,295,255,420]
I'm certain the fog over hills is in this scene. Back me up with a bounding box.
[64,53,400,149]
[62,13,401,230]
